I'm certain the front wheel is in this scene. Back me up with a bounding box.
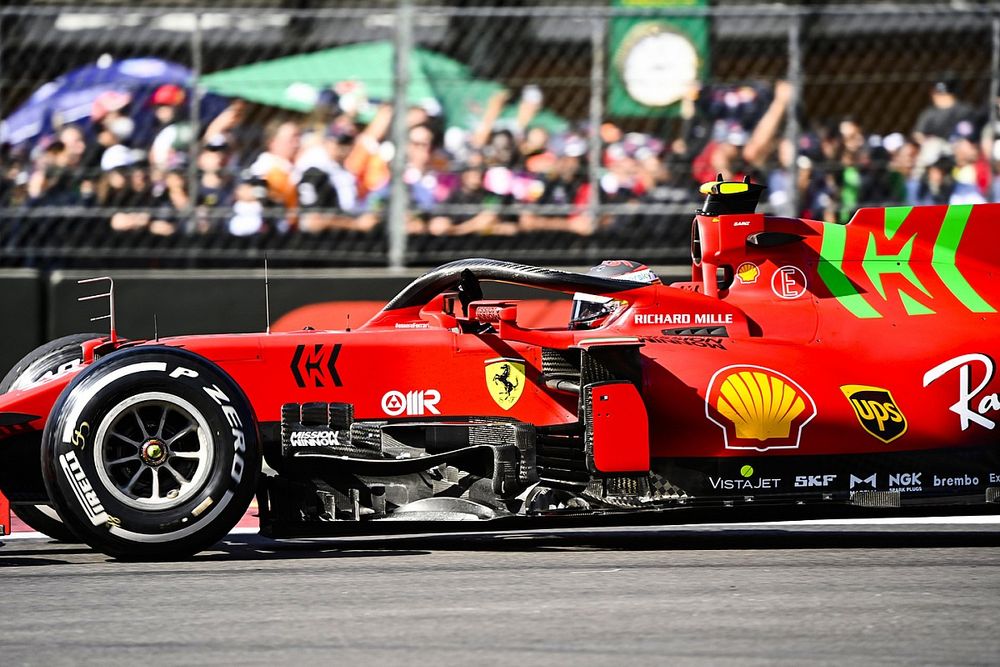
[42,347,260,560]
[10,503,76,541]
[1,332,106,542]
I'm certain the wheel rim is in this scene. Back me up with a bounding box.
[93,392,214,511]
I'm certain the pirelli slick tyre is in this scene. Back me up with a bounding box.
[0,332,103,394]
[1,332,104,542]
[10,503,74,541]
[41,347,260,560]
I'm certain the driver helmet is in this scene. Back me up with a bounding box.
[569,260,659,330]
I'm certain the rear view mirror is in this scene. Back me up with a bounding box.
[471,302,518,327]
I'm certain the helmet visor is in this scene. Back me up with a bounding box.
[569,293,614,330]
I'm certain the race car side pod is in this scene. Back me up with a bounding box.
[583,381,650,475]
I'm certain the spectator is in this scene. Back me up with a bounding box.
[147,86,195,172]
[483,129,518,169]
[686,79,795,187]
[26,139,79,206]
[913,79,976,143]
[520,126,553,174]
[914,157,954,205]
[249,119,301,223]
[405,124,439,206]
[196,135,235,211]
[884,134,921,205]
[638,153,689,206]
[819,117,902,221]
[742,80,793,174]
[344,103,393,198]
[227,171,273,236]
[294,124,372,233]
[143,167,188,236]
[913,79,976,170]
[601,143,643,203]
[91,90,135,162]
[520,135,593,235]
[991,145,1000,203]
[203,99,263,169]
[767,139,835,222]
[0,147,18,206]
[691,121,748,184]
[767,138,797,214]
[949,130,989,204]
[394,123,442,233]
[428,161,514,236]
[100,158,159,232]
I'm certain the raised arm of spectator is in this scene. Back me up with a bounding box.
[514,86,542,136]
[360,103,393,142]
[203,100,245,141]
[26,166,47,201]
[470,89,511,149]
[743,80,792,167]
[673,82,703,157]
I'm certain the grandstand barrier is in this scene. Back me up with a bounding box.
[0,270,44,377]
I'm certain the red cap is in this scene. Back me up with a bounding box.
[151,84,186,107]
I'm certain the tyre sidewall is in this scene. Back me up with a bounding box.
[42,347,259,559]
[0,333,103,394]
[9,503,77,542]
[1,333,104,542]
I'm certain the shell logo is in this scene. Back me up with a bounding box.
[706,365,817,451]
[736,262,760,285]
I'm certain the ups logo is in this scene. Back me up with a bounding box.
[840,385,907,443]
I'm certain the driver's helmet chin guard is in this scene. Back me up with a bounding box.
[569,260,660,330]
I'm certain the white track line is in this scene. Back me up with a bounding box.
[4,516,999,542]
[735,515,1000,527]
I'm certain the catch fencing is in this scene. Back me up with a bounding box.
[1,2,998,268]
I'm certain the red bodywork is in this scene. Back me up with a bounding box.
[0,489,7,536]
[2,200,999,525]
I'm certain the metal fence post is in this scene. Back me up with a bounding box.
[784,11,803,218]
[989,16,999,201]
[587,16,605,234]
[0,10,4,249]
[0,11,4,121]
[188,10,203,226]
[387,0,414,270]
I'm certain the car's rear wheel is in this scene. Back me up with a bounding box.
[0,332,104,542]
[42,347,260,560]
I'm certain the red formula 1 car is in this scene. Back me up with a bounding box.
[1,180,998,558]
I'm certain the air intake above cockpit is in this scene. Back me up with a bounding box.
[696,176,765,216]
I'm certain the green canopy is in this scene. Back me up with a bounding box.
[200,41,568,133]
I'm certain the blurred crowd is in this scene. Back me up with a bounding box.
[2,76,998,239]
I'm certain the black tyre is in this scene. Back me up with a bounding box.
[11,503,75,541]
[0,333,102,394]
[0,332,104,542]
[42,346,261,560]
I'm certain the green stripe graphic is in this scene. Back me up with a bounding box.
[817,223,882,318]
[932,205,996,313]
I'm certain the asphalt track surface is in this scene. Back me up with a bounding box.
[2,517,999,666]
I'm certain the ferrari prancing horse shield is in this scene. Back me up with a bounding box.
[485,358,525,410]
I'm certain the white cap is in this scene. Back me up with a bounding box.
[100,144,136,171]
